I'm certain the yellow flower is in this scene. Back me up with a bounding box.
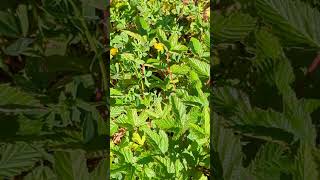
[153,43,164,52]
[110,48,118,56]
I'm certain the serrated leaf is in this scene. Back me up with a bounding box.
[0,143,42,178]
[54,150,90,180]
[0,83,41,107]
[190,37,203,56]
[213,12,256,43]
[187,58,210,77]
[257,0,320,47]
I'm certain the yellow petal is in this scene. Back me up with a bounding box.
[110,48,118,56]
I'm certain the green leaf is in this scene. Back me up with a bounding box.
[212,114,253,180]
[122,30,146,43]
[3,38,34,56]
[157,29,167,41]
[0,83,41,107]
[17,115,43,135]
[0,11,19,37]
[213,12,256,43]
[89,158,108,180]
[255,29,283,59]
[170,96,187,127]
[0,143,42,178]
[256,0,320,47]
[187,58,210,77]
[44,38,68,56]
[294,143,319,180]
[171,44,188,52]
[190,37,203,56]
[169,33,179,50]
[170,64,190,75]
[24,166,57,180]
[16,4,29,37]
[83,113,97,144]
[54,150,90,180]
[144,129,169,154]
[249,143,288,180]
[139,17,150,31]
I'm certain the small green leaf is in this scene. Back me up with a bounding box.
[190,37,203,56]
[139,17,149,31]
[16,4,28,37]
[0,11,19,37]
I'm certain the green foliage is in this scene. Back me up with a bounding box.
[213,0,320,179]
[110,0,210,179]
[0,0,107,179]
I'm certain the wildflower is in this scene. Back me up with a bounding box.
[110,47,118,56]
[153,43,164,52]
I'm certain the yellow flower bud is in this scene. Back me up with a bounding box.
[110,48,118,56]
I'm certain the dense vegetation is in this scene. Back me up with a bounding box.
[212,0,320,179]
[0,0,108,179]
[110,0,210,179]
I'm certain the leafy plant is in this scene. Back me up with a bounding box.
[213,0,320,179]
[0,0,108,179]
[110,0,210,179]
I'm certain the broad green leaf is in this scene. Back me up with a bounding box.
[54,150,90,180]
[187,58,210,77]
[213,12,256,43]
[0,143,42,178]
[212,114,254,180]
[255,29,282,59]
[0,83,41,107]
[256,0,320,47]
